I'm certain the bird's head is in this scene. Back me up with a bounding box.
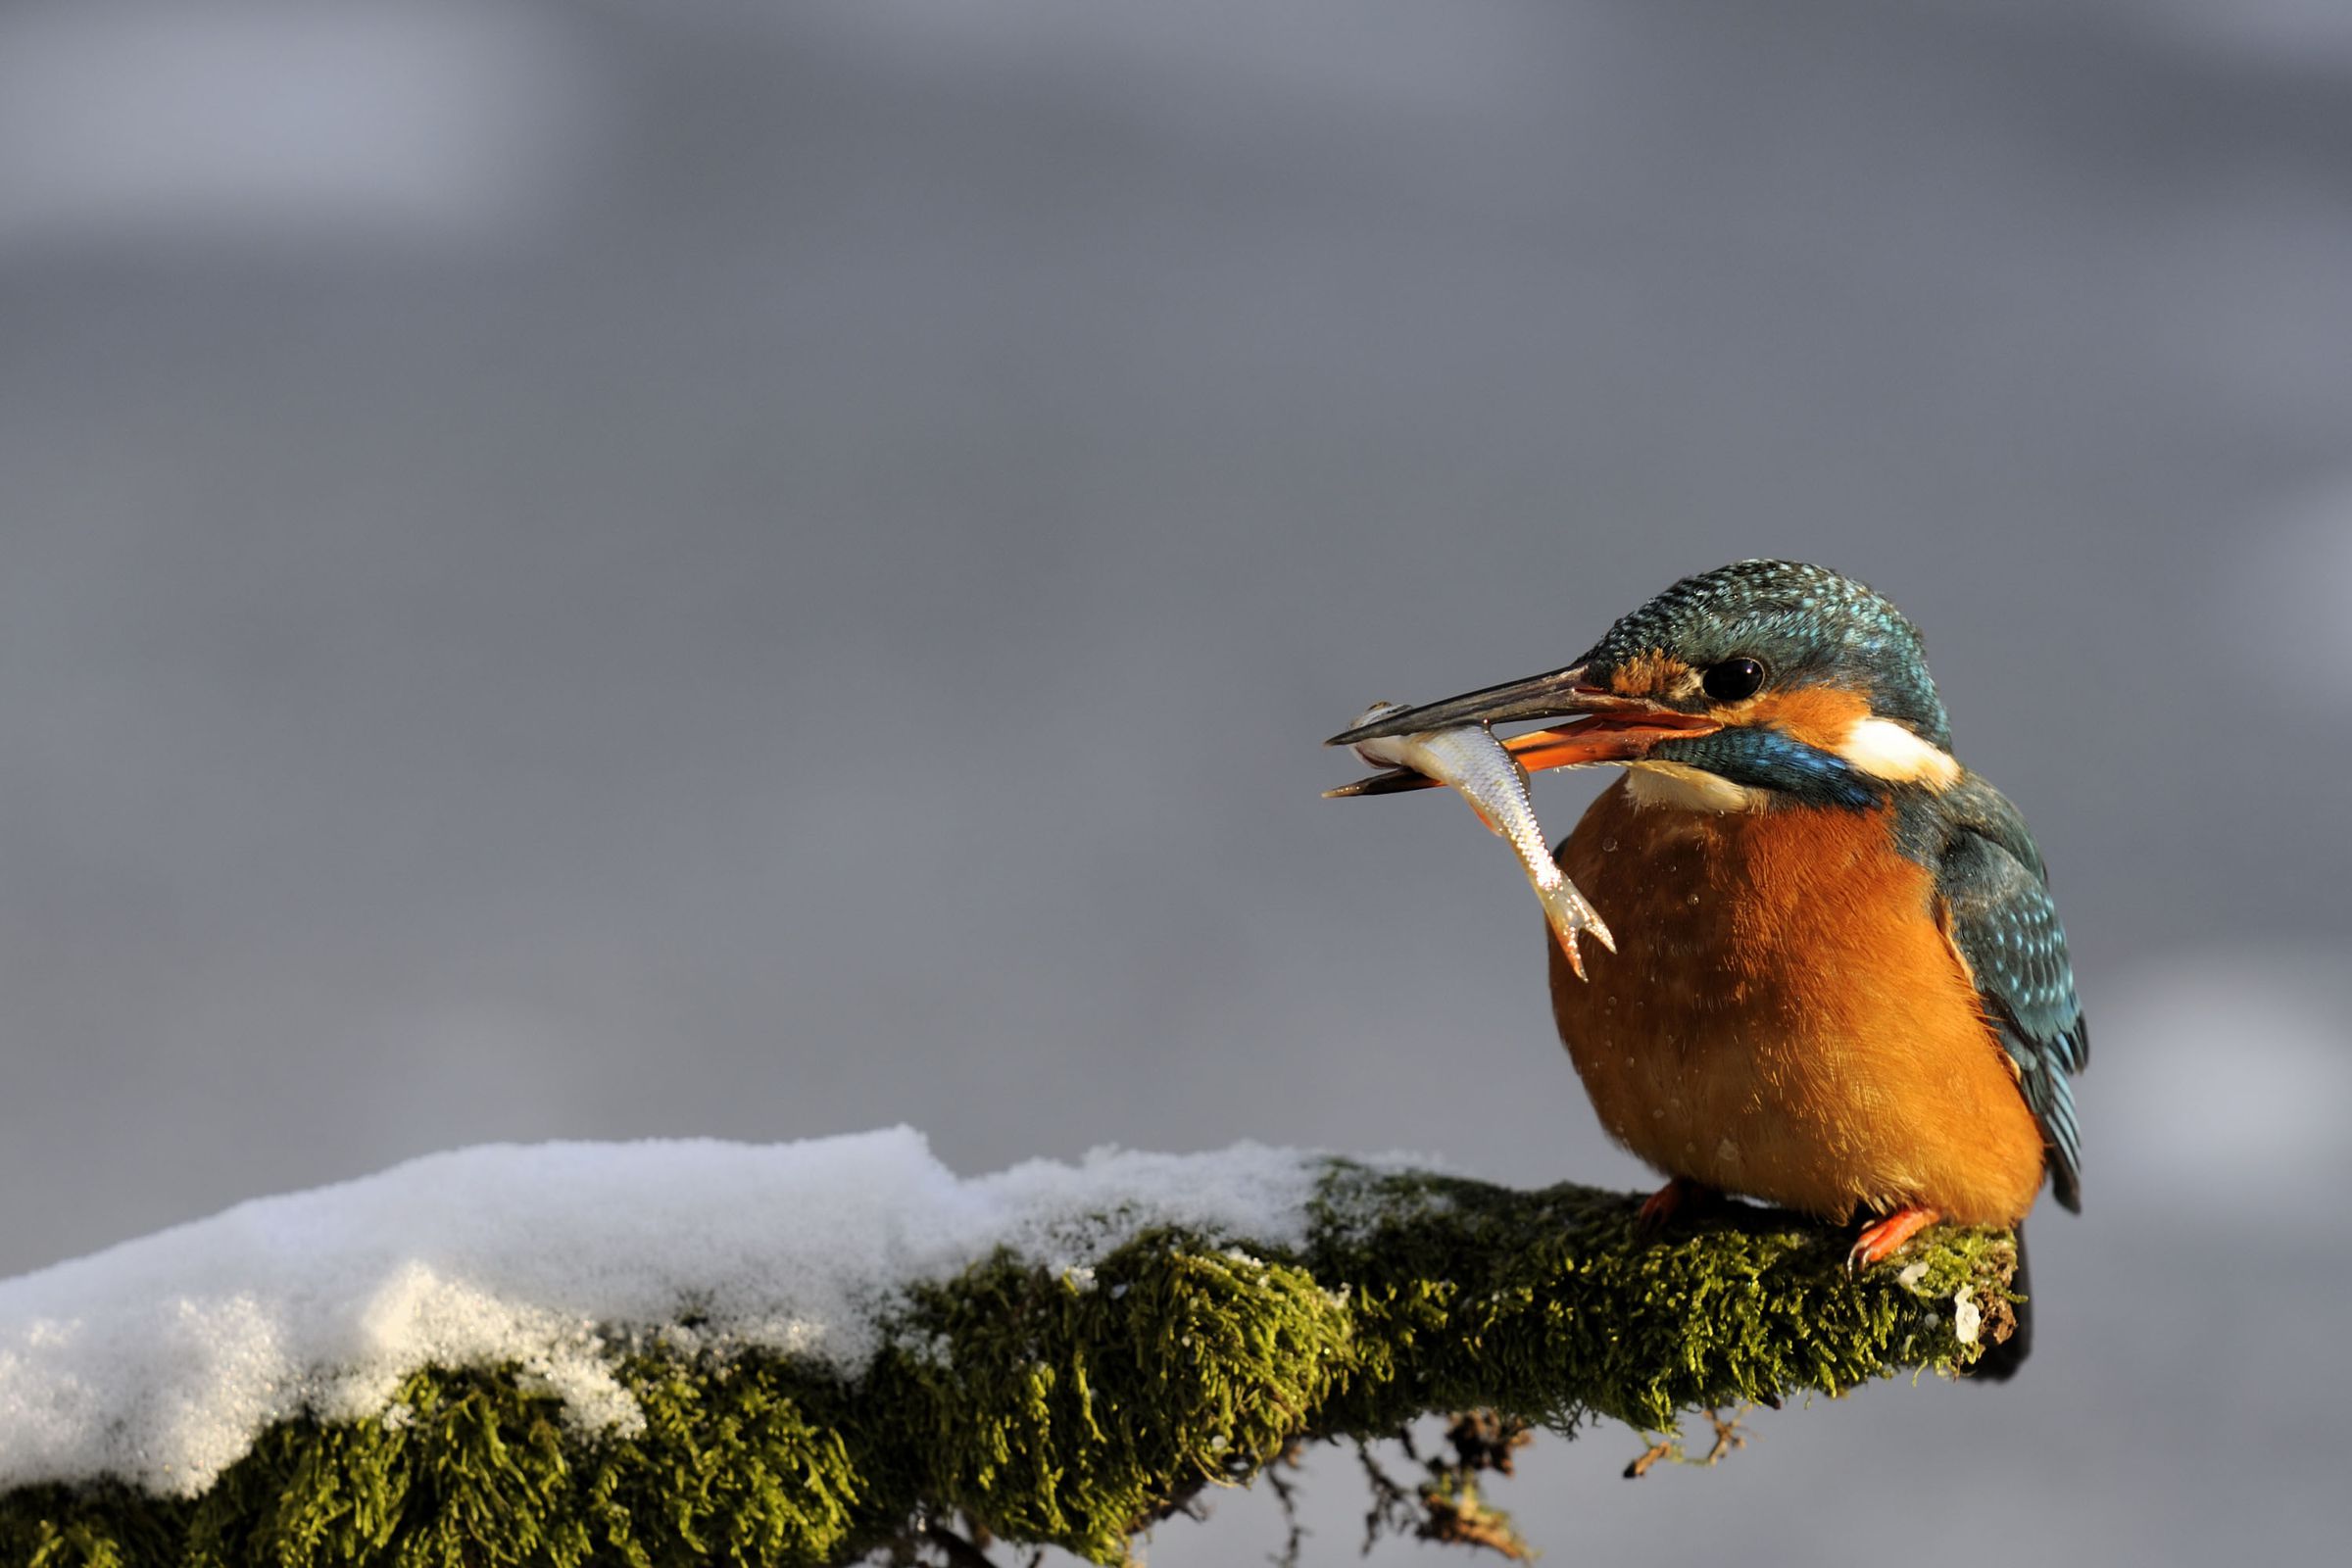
[1329,560,1960,810]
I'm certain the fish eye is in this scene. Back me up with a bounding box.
[1701,657,1767,702]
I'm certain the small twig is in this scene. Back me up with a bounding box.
[1356,1437,1420,1554]
[1623,1406,1752,1479]
[1416,1492,1535,1562]
[1413,1413,1536,1561]
[1623,1436,1676,1480]
[921,1524,1002,1568]
[1695,1407,1748,1466]
[1262,1439,1307,1568]
[1440,1411,1533,1479]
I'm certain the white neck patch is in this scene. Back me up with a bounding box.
[1625,760,1766,813]
[1835,715,1961,787]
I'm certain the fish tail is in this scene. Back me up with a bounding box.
[1586,906,1617,953]
[1536,882,1611,981]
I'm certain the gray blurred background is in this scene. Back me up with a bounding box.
[2,0,2348,1561]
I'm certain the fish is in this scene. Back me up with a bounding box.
[1325,701,1616,980]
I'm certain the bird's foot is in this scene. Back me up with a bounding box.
[1847,1205,1941,1271]
[1636,1176,1719,1234]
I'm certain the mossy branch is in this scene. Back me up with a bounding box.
[0,1161,2017,1568]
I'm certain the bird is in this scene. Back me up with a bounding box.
[1328,560,2084,1378]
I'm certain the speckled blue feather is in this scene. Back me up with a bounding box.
[1917,776,2087,1211]
[1649,726,1883,809]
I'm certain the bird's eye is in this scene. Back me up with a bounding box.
[1701,657,1767,702]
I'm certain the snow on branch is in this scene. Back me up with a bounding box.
[0,1131,2018,1566]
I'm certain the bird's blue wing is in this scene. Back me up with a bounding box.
[1935,779,2087,1212]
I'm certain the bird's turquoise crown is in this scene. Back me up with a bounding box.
[1575,559,1952,751]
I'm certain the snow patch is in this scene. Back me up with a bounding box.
[0,1129,1326,1497]
[1952,1286,1982,1347]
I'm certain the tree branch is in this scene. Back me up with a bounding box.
[0,1159,2017,1567]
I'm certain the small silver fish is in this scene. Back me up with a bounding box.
[1326,702,1616,980]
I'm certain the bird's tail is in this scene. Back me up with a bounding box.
[1965,1224,2033,1382]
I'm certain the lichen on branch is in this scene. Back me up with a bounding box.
[0,1160,2016,1568]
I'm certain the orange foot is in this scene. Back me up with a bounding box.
[1637,1177,1718,1233]
[1848,1205,1941,1271]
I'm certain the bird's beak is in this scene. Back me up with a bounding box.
[1323,662,1721,796]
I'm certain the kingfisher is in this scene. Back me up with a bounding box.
[1327,560,2084,1378]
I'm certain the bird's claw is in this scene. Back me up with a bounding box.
[1636,1176,1715,1233]
[1846,1204,1941,1272]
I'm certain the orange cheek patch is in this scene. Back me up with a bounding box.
[1609,650,1690,696]
[1748,686,1872,750]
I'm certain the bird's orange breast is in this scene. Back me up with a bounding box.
[1548,778,2045,1225]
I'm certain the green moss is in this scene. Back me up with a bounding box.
[0,1164,2016,1567]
